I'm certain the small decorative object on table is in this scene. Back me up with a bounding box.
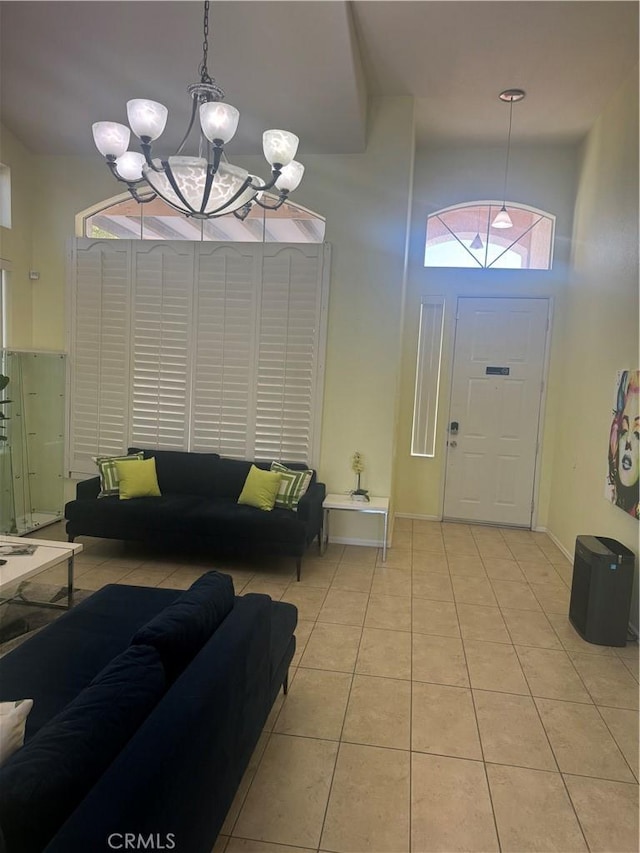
[350,451,370,501]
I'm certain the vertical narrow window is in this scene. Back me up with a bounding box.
[411,298,445,457]
[0,261,12,349]
[0,165,11,230]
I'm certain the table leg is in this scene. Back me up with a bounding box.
[67,555,74,607]
[321,508,329,556]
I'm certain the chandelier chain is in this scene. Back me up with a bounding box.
[199,0,212,85]
[502,99,514,205]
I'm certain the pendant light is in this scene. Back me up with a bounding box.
[492,88,525,229]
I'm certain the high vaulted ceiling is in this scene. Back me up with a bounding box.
[1,1,638,159]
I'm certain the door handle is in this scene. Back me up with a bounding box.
[449,440,457,448]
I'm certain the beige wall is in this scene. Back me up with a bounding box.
[393,143,579,527]
[0,124,36,347]
[546,69,639,628]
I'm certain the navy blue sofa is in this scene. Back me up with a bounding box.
[65,448,326,580]
[0,572,297,853]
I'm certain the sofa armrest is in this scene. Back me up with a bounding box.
[295,481,326,542]
[76,476,100,500]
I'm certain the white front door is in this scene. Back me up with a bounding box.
[443,297,550,526]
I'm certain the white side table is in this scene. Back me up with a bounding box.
[322,494,390,562]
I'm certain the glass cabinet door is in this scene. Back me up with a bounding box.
[0,350,66,535]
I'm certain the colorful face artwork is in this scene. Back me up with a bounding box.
[607,370,640,519]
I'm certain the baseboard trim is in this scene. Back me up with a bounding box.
[394,513,442,522]
[327,536,384,548]
[532,526,573,562]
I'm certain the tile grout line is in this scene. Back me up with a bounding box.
[313,563,372,853]
[466,529,507,853]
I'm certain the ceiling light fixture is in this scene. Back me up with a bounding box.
[492,88,525,229]
[91,0,304,220]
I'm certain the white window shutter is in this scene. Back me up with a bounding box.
[254,245,325,464]
[130,243,194,450]
[68,240,131,476]
[68,239,329,471]
[190,245,257,457]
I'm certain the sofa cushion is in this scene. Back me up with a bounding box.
[0,644,165,853]
[131,571,235,682]
[115,456,161,499]
[65,493,204,529]
[208,457,253,501]
[0,700,33,767]
[271,462,313,510]
[93,452,144,497]
[128,448,221,497]
[238,465,282,511]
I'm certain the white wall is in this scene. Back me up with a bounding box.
[547,69,639,630]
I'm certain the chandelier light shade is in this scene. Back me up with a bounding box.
[91,0,304,220]
[491,88,525,230]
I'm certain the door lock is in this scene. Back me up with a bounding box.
[449,421,459,435]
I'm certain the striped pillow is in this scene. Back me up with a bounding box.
[93,452,144,497]
[270,462,313,510]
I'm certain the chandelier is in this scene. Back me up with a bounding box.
[492,88,525,229]
[91,1,304,220]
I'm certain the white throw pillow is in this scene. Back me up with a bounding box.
[0,699,34,765]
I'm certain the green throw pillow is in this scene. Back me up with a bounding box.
[114,457,161,500]
[270,462,313,510]
[238,465,282,511]
[93,452,144,497]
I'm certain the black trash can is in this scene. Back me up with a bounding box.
[569,536,635,647]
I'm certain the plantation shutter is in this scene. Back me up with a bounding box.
[190,245,258,457]
[130,243,193,449]
[68,239,329,474]
[255,245,328,463]
[68,240,131,475]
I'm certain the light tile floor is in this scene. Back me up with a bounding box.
[31,520,639,853]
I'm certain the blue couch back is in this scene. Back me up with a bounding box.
[129,448,316,501]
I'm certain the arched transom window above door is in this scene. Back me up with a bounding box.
[424,201,555,270]
[77,192,326,243]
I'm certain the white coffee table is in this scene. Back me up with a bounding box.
[322,494,390,561]
[0,535,83,610]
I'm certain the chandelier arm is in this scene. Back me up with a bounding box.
[254,192,288,211]
[127,187,158,204]
[208,145,223,174]
[246,168,283,195]
[233,203,253,221]
[106,159,156,203]
[140,142,165,173]
[175,96,201,156]
[199,167,217,216]
[162,161,202,216]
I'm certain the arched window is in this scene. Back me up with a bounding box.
[76,192,326,243]
[424,201,555,270]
